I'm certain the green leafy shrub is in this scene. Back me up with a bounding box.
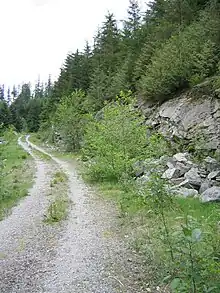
[83,91,170,182]
[136,175,220,292]
[82,92,147,182]
[52,90,89,151]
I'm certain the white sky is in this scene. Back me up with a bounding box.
[0,0,146,88]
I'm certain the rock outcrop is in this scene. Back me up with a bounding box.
[140,88,220,151]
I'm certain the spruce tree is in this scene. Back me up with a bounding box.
[0,85,5,101]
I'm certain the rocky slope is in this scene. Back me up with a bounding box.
[140,81,220,151]
[136,82,220,202]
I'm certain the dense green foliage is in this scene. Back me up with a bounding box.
[1,0,220,132]
[80,95,220,291]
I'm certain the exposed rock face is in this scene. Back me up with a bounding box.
[142,92,220,150]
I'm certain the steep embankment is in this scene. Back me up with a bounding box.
[0,136,147,293]
[141,81,220,151]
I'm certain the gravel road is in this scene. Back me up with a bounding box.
[0,136,143,293]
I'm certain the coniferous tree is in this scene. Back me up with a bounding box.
[11,85,18,102]
[121,0,142,91]
[93,12,121,75]
[0,85,5,101]
[0,100,11,127]
[7,87,11,105]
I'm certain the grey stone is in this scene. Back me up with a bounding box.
[133,160,145,177]
[201,186,220,202]
[166,157,177,169]
[184,168,202,188]
[198,168,208,176]
[200,174,207,179]
[162,168,181,180]
[175,162,191,176]
[199,180,212,194]
[173,153,190,163]
[178,179,195,189]
[204,157,220,172]
[208,170,220,180]
[170,178,186,185]
[174,188,199,198]
[216,177,220,182]
[167,161,175,169]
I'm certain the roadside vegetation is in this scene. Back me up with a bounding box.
[44,170,70,224]
[34,92,220,291]
[0,128,34,220]
[80,94,220,292]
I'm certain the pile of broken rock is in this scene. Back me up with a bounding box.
[134,153,220,203]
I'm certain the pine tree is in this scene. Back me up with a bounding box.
[34,76,42,99]
[45,75,52,98]
[93,13,121,75]
[0,100,11,127]
[11,85,18,102]
[7,87,11,105]
[124,0,141,37]
[0,85,5,101]
[87,67,112,111]
[121,0,142,91]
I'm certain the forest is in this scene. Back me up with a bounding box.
[1,0,220,139]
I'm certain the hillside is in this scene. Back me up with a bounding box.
[1,0,220,292]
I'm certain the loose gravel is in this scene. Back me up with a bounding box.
[0,136,144,293]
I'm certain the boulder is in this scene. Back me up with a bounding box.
[175,162,191,176]
[167,161,175,169]
[178,179,195,189]
[199,180,212,194]
[198,168,208,178]
[162,168,181,180]
[173,153,190,163]
[201,186,220,203]
[184,168,202,188]
[170,178,186,185]
[166,157,177,169]
[204,157,220,172]
[207,170,220,180]
[174,187,199,198]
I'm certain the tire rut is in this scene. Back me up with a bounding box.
[0,138,60,293]
[0,136,144,293]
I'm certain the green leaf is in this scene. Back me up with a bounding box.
[182,226,192,237]
[206,287,217,292]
